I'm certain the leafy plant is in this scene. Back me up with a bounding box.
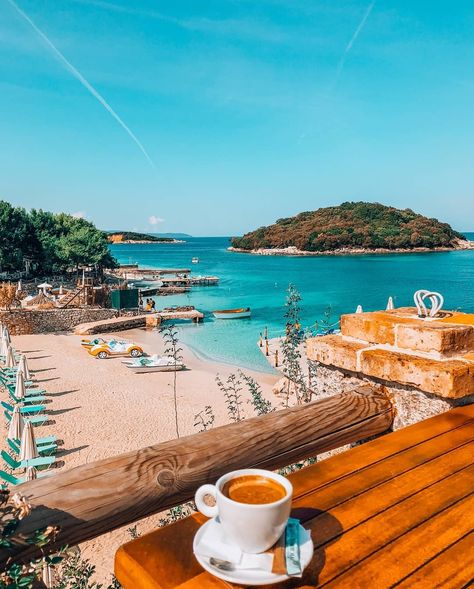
[280,284,311,406]
[215,373,244,422]
[193,406,215,432]
[0,488,59,588]
[160,323,183,438]
[239,372,274,416]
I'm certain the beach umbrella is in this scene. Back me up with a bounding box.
[17,279,22,293]
[18,354,31,381]
[356,305,363,314]
[3,326,11,347]
[26,466,37,481]
[386,296,394,310]
[7,405,24,441]
[15,370,26,402]
[59,283,64,296]
[20,420,38,462]
[5,345,16,368]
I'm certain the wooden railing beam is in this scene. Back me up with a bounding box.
[1,386,393,566]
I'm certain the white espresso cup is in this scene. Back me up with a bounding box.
[195,468,292,554]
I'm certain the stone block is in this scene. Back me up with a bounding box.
[359,348,474,398]
[396,323,474,354]
[306,334,367,372]
[340,310,419,346]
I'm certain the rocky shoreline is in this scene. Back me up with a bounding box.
[228,239,473,257]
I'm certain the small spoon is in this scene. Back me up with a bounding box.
[209,557,235,571]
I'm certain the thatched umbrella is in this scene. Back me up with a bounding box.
[7,405,24,441]
[20,420,38,462]
[18,354,31,380]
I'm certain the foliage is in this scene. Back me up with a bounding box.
[160,323,183,438]
[280,284,311,406]
[215,373,244,422]
[0,488,59,588]
[239,371,274,416]
[158,503,194,527]
[53,551,121,589]
[231,201,466,252]
[193,406,215,432]
[0,201,117,274]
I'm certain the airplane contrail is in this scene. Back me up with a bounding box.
[5,0,155,167]
[333,1,376,88]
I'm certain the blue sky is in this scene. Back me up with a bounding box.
[1,0,473,235]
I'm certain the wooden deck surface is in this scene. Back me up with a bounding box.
[115,405,474,588]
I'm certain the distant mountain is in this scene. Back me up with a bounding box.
[231,202,469,253]
[154,233,192,238]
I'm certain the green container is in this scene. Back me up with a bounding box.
[110,288,139,310]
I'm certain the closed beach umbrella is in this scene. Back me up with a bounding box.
[356,305,363,314]
[17,280,22,293]
[59,283,64,296]
[7,405,24,441]
[18,354,31,381]
[20,420,38,462]
[15,370,26,401]
[386,296,394,310]
[26,466,37,481]
[5,345,16,368]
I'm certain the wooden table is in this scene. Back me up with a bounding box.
[115,406,474,588]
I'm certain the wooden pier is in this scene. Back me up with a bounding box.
[160,276,219,287]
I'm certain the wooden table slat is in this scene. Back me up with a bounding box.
[393,531,474,589]
[291,425,473,516]
[322,494,474,588]
[309,466,474,586]
[293,442,473,548]
[288,407,473,498]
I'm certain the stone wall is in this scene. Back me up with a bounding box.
[0,308,118,335]
[310,363,474,430]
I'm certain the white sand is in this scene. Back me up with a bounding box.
[9,328,279,583]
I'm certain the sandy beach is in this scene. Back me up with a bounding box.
[8,328,279,584]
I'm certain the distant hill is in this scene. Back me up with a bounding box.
[107,231,175,243]
[231,202,468,254]
[155,233,192,238]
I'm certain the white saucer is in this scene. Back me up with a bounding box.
[193,518,314,586]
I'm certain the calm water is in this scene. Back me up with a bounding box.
[110,234,474,372]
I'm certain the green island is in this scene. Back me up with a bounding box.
[231,201,470,255]
[107,231,179,244]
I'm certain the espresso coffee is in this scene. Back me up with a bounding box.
[222,475,287,505]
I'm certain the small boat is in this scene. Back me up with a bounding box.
[123,355,185,373]
[212,307,251,319]
[192,257,199,264]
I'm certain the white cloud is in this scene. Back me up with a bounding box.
[72,211,86,219]
[148,215,164,225]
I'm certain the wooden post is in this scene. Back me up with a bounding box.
[264,326,268,339]
[265,338,269,356]
[0,387,393,566]
[259,333,263,347]
[275,349,279,367]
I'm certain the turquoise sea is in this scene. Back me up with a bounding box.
[110,234,474,373]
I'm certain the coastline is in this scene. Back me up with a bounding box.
[228,240,474,257]
[109,239,185,244]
